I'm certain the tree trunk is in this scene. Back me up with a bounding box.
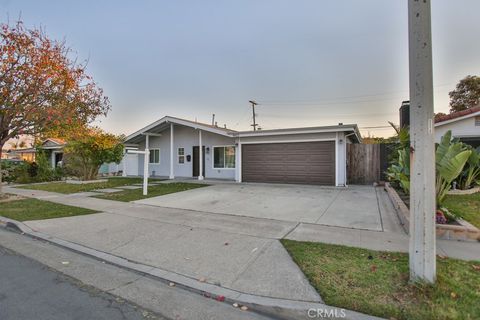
[0,145,4,196]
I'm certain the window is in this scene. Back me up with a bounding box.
[213,146,235,168]
[178,147,185,164]
[475,116,480,126]
[149,149,160,164]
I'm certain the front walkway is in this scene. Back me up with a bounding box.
[3,184,480,305]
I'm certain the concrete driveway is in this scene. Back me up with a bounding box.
[136,183,384,231]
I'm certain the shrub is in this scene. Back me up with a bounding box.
[0,160,20,184]
[387,130,471,207]
[457,146,480,190]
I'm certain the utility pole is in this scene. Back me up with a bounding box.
[249,100,258,131]
[408,0,436,283]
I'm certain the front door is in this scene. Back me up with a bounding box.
[192,146,205,177]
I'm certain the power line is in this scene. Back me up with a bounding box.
[256,83,455,106]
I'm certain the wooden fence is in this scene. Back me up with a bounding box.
[347,144,394,185]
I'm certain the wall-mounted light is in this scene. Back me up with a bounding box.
[206,147,210,154]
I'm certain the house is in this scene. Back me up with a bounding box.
[435,105,480,148]
[41,138,66,168]
[123,116,362,186]
[6,147,36,162]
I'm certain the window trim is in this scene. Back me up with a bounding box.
[212,145,236,170]
[149,148,160,164]
[178,147,185,164]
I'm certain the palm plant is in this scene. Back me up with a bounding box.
[457,146,480,190]
[435,131,472,205]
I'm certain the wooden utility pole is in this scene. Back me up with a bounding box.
[249,100,258,131]
[408,0,436,283]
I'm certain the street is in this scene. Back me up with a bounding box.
[0,246,162,320]
[0,229,274,320]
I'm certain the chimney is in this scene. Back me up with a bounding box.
[400,100,410,128]
[212,114,215,126]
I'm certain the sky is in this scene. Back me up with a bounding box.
[2,0,480,138]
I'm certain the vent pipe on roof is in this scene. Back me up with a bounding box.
[214,122,218,127]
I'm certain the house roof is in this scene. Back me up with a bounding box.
[44,138,66,145]
[235,124,362,143]
[124,116,237,144]
[125,115,362,144]
[435,105,480,126]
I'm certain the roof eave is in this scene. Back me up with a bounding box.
[124,116,235,144]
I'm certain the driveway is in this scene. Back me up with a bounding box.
[136,183,385,231]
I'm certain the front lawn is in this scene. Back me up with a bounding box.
[17,177,161,194]
[0,198,98,221]
[93,182,207,202]
[282,239,480,320]
[443,192,480,228]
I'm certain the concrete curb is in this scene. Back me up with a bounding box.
[0,216,383,320]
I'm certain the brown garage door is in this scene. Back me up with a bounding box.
[241,141,335,185]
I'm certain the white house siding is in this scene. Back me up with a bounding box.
[136,125,236,179]
[235,131,347,186]
[435,116,480,142]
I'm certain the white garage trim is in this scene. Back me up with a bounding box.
[239,138,335,145]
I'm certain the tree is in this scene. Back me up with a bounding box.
[449,75,480,113]
[63,127,124,181]
[434,112,447,122]
[0,20,110,192]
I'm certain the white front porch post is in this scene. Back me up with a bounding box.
[122,152,127,177]
[169,123,175,179]
[198,130,204,180]
[144,134,150,195]
[408,0,436,283]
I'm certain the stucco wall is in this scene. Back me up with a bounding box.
[435,116,480,142]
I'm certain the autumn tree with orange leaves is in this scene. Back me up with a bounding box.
[0,21,110,192]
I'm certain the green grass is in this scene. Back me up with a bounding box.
[17,177,162,194]
[443,192,480,228]
[93,182,207,202]
[0,198,98,221]
[281,239,480,320]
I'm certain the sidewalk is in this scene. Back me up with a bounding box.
[4,186,321,303]
[3,185,478,319]
[5,185,479,261]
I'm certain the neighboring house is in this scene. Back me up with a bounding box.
[41,138,66,168]
[123,116,361,186]
[7,147,36,162]
[435,105,480,148]
[1,148,10,159]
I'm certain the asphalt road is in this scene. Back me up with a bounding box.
[0,246,164,320]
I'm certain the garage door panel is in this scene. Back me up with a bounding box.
[242,141,335,185]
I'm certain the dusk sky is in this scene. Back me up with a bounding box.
[2,0,480,138]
